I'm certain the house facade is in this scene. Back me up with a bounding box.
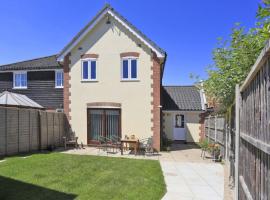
[0,4,206,150]
[56,5,166,150]
[0,55,63,110]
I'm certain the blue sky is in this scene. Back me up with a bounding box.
[0,0,259,85]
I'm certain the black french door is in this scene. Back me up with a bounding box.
[87,109,121,144]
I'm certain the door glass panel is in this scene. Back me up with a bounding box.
[105,110,120,140]
[89,110,103,140]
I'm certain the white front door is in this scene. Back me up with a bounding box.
[173,114,186,140]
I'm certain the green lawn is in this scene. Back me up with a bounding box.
[0,153,166,200]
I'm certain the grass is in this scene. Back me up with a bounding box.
[0,153,166,200]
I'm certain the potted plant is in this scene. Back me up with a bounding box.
[166,139,172,151]
[213,144,221,162]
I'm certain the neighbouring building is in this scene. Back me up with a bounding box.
[0,55,63,110]
[0,4,206,150]
[162,86,206,143]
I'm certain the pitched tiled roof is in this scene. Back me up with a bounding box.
[0,55,61,71]
[58,4,166,60]
[163,86,203,111]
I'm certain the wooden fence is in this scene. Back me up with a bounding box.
[235,40,270,199]
[205,115,227,158]
[0,107,67,157]
[204,106,236,186]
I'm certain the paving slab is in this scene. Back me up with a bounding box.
[160,145,224,200]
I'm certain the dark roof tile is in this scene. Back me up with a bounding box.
[163,86,203,111]
[0,55,61,71]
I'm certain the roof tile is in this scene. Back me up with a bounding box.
[163,86,203,111]
[0,55,60,71]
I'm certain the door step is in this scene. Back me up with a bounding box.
[173,140,186,144]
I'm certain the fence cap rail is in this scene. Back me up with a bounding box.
[240,39,270,92]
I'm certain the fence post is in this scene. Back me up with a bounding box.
[214,115,217,143]
[225,113,228,162]
[235,84,240,200]
[5,108,7,156]
[208,116,210,142]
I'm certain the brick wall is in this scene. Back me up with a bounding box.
[199,113,206,141]
[63,53,71,121]
[151,53,161,151]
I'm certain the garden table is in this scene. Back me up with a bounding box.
[120,139,139,155]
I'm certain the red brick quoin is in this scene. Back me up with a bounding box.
[151,52,161,151]
[199,113,206,141]
[63,53,71,121]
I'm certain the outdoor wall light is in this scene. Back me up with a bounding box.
[106,15,111,24]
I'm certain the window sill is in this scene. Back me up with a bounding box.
[55,86,64,89]
[81,80,98,83]
[120,79,140,82]
[13,87,27,90]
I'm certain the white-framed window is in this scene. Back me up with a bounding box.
[121,57,138,81]
[81,59,97,81]
[13,71,27,89]
[55,69,64,88]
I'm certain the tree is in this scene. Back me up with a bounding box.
[200,1,270,111]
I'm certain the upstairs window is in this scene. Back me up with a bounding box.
[55,70,64,88]
[13,71,27,89]
[82,59,97,81]
[121,58,138,80]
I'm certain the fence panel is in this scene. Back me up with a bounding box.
[205,115,226,158]
[30,110,39,151]
[236,41,270,199]
[47,112,54,146]
[0,108,6,156]
[6,108,19,155]
[40,111,48,150]
[54,113,60,146]
[0,107,66,157]
[18,109,30,153]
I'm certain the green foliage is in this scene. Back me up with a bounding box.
[199,138,209,150]
[197,1,270,110]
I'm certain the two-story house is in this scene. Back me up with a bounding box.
[0,4,206,151]
[0,55,63,110]
[56,5,166,150]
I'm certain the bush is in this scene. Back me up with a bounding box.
[199,138,209,150]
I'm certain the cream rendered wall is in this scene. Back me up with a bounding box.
[68,17,153,144]
[163,111,202,143]
[163,112,173,140]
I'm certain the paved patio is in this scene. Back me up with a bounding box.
[159,145,224,200]
[61,144,224,200]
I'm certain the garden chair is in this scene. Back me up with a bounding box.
[63,131,78,149]
[139,137,156,156]
[110,135,121,153]
[97,136,110,152]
